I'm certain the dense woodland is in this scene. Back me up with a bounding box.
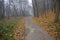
[0,0,60,21]
[0,0,60,40]
[32,0,60,40]
[32,0,60,23]
[0,0,33,19]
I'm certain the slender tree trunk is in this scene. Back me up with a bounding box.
[0,0,4,19]
[36,0,39,17]
[54,0,59,23]
[2,0,5,19]
[32,0,39,17]
[32,0,37,17]
[8,0,11,19]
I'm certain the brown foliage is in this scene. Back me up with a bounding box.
[32,10,60,39]
[13,17,25,40]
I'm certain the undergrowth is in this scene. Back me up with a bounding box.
[0,18,20,40]
[32,10,60,40]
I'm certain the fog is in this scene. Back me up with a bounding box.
[4,0,34,17]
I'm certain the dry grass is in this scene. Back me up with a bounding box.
[32,10,60,39]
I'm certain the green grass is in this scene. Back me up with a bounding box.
[0,18,20,40]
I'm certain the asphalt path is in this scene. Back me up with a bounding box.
[25,17,55,40]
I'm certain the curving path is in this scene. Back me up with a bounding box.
[25,17,55,40]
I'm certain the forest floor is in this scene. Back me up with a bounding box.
[7,16,60,40]
[32,17,60,40]
[13,17,25,40]
[12,17,55,40]
[0,18,22,40]
[25,17,55,40]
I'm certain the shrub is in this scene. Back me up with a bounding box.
[0,19,19,40]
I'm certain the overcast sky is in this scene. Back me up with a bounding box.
[4,0,7,1]
[28,0,32,3]
[28,0,32,6]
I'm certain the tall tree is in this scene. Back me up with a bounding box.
[0,0,4,19]
[54,0,60,23]
[32,0,39,17]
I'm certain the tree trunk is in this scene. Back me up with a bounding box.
[0,0,4,19]
[54,0,59,23]
[32,0,39,17]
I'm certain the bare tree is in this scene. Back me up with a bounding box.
[32,0,38,17]
[0,0,4,19]
[54,0,60,23]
